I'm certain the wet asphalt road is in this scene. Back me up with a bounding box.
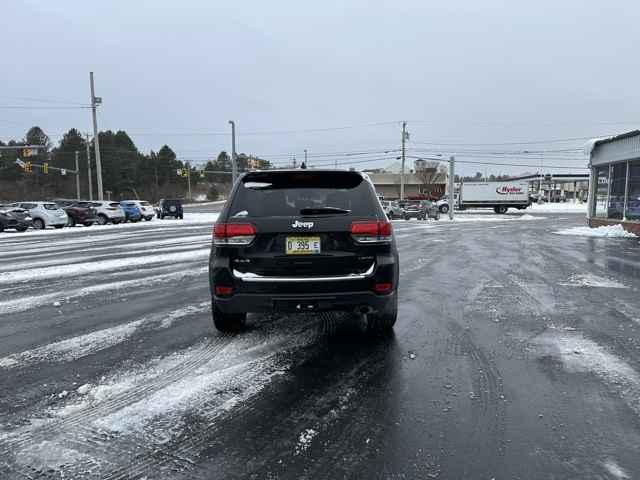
[1,209,640,479]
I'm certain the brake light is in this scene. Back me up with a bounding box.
[350,221,392,243]
[214,285,233,296]
[213,223,256,246]
[373,283,393,295]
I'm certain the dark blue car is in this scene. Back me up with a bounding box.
[120,202,142,222]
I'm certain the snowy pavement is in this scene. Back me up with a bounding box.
[1,210,640,479]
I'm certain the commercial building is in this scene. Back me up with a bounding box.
[365,160,447,200]
[587,130,640,234]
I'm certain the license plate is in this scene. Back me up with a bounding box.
[286,236,321,255]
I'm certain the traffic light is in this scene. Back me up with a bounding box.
[182,168,189,177]
[42,162,49,174]
[25,161,32,173]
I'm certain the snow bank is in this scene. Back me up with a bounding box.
[554,224,637,238]
[0,212,219,239]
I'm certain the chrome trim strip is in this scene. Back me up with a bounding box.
[233,263,375,283]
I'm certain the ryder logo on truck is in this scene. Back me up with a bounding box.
[496,186,524,195]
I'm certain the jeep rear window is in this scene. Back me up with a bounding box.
[228,171,378,218]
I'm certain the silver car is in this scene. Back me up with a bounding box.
[14,202,68,230]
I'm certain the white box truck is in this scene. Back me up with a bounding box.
[455,181,530,213]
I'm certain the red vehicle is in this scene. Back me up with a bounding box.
[55,200,97,227]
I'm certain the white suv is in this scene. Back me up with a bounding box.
[91,201,126,225]
[121,200,155,221]
[15,202,68,230]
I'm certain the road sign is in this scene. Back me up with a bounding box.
[61,169,67,176]
[176,169,182,176]
[14,159,25,168]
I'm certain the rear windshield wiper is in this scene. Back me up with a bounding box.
[300,207,351,215]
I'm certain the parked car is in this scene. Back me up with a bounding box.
[120,200,155,221]
[382,200,405,219]
[209,169,399,332]
[91,201,126,225]
[12,202,67,230]
[0,205,33,232]
[157,199,183,219]
[403,200,440,220]
[55,200,97,227]
[120,201,143,222]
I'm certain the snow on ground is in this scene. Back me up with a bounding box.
[0,302,210,368]
[0,266,206,315]
[0,213,219,239]
[528,202,587,213]
[535,332,640,417]
[0,249,210,285]
[559,273,628,289]
[183,200,226,207]
[603,459,631,479]
[554,224,638,238]
[295,428,319,455]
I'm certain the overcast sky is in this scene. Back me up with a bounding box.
[2,0,639,175]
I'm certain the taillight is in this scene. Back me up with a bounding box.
[373,282,393,295]
[213,223,256,246]
[214,285,233,296]
[350,221,392,244]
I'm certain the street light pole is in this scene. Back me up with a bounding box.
[85,133,93,201]
[186,162,192,201]
[89,72,104,200]
[448,156,455,220]
[75,151,81,200]
[228,120,237,185]
[400,122,407,200]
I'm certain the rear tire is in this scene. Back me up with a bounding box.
[367,296,397,332]
[96,214,108,225]
[439,204,449,214]
[15,226,27,232]
[494,206,508,214]
[0,223,4,233]
[33,219,45,230]
[212,303,246,333]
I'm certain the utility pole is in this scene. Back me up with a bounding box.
[400,121,407,200]
[304,149,308,166]
[186,162,192,201]
[85,134,93,201]
[75,151,81,200]
[448,156,455,220]
[228,120,237,185]
[90,72,104,200]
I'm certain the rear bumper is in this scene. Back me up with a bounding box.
[214,290,396,314]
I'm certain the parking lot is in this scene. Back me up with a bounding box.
[1,209,640,479]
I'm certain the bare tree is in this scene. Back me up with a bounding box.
[415,161,447,196]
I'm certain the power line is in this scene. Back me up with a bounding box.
[0,95,88,106]
[0,105,91,110]
[409,135,612,147]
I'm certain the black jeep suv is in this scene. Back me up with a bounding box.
[157,199,183,219]
[208,170,399,332]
